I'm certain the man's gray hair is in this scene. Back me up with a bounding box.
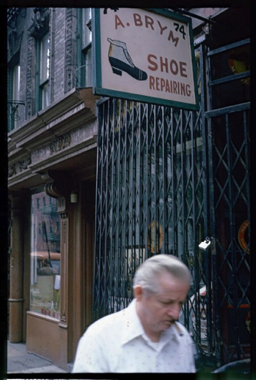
[133,254,191,295]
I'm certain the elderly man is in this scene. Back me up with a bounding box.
[72,254,196,373]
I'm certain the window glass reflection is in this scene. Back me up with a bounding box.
[30,189,61,319]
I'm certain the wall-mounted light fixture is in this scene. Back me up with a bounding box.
[70,191,78,204]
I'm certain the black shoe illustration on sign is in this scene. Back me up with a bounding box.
[107,38,147,81]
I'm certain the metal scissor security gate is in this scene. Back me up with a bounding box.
[93,38,250,368]
[93,93,214,360]
[205,38,251,366]
[206,105,251,366]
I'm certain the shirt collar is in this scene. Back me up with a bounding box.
[121,299,145,346]
[161,323,180,344]
[121,299,180,347]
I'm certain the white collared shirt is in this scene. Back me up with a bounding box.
[72,299,196,373]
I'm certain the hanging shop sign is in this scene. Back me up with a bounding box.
[92,8,199,110]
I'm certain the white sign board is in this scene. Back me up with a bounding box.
[93,8,198,110]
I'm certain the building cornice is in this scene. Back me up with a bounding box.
[8,88,101,190]
[8,88,99,153]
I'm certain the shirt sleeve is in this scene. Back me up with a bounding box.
[72,326,109,373]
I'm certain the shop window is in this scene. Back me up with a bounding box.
[30,189,61,319]
[76,8,92,87]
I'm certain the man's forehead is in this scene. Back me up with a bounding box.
[155,272,190,292]
[158,270,189,284]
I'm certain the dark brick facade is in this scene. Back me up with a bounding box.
[7,7,79,127]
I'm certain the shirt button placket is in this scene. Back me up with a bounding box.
[155,353,159,371]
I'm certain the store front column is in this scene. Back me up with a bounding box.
[9,193,26,342]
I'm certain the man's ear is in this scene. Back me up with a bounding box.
[134,285,143,301]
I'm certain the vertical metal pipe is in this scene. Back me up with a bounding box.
[123,100,129,302]
[181,110,186,262]
[116,99,121,305]
[243,110,251,246]
[138,103,143,260]
[103,99,110,313]
[206,45,222,366]
[146,104,150,259]
[108,98,114,313]
[225,113,240,359]
[190,111,197,333]
[93,101,102,319]
[162,107,167,253]
[170,108,175,255]
[200,42,213,354]
[153,105,156,255]
[131,100,135,269]
[9,194,24,342]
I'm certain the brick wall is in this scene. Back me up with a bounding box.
[53,8,66,102]
[7,7,79,127]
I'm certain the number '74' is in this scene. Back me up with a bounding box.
[174,23,186,39]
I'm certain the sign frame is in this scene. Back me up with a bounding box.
[92,8,199,110]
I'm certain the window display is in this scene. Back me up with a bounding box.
[30,188,61,319]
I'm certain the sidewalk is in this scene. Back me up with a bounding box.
[7,340,68,373]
